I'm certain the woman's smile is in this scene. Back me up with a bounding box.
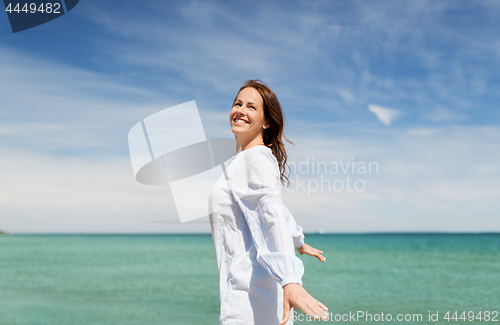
[232,116,249,125]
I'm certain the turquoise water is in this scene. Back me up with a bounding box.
[0,234,498,325]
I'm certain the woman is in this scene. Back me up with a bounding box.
[208,79,328,324]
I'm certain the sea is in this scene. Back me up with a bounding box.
[0,234,499,325]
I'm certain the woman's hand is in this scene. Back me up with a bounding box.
[280,283,329,325]
[297,243,326,262]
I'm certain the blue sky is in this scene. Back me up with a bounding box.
[1,0,499,233]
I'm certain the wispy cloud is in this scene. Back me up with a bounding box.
[0,45,181,156]
[368,104,402,125]
[422,106,468,122]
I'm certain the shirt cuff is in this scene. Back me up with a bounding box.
[294,235,305,249]
[281,277,303,288]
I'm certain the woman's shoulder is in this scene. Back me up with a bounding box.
[241,144,272,155]
[240,145,275,162]
[239,145,279,175]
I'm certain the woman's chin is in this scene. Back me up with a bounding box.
[231,127,247,134]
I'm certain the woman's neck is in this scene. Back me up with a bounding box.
[236,135,265,151]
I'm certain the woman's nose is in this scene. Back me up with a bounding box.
[234,105,246,115]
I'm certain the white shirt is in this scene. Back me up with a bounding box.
[208,145,305,325]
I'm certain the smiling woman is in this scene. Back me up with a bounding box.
[208,79,328,325]
[230,80,293,187]
[231,87,270,147]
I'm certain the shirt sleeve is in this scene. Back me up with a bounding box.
[283,204,305,248]
[227,147,304,287]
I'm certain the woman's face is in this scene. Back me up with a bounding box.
[230,87,269,139]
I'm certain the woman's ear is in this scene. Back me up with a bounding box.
[263,120,270,129]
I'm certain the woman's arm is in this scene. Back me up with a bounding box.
[282,204,305,248]
[228,148,304,286]
[283,205,326,262]
[227,147,328,317]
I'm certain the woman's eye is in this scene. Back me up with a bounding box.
[250,106,256,110]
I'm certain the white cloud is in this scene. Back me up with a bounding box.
[422,106,468,122]
[368,104,402,125]
[337,89,356,103]
[0,45,184,156]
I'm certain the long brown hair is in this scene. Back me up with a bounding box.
[233,79,294,187]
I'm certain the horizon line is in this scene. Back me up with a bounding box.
[2,231,499,236]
